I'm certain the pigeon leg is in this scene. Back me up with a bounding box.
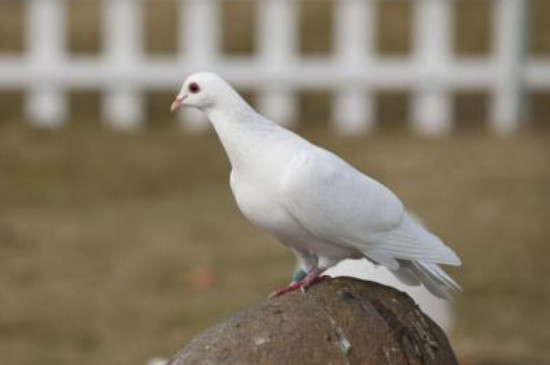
[300,268,328,294]
[269,268,329,298]
[291,269,308,283]
[268,280,304,298]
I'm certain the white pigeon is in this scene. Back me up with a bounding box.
[171,72,461,299]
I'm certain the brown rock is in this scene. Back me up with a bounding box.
[168,277,459,365]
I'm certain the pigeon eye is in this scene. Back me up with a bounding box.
[188,82,200,94]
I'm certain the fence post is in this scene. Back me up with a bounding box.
[332,0,376,135]
[490,0,527,135]
[257,0,298,127]
[25,0,67,127]
[411,0,453,136]
[102,0,144,130]
[176,0,220,132]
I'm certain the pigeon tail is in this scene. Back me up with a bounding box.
[393,260,461,300]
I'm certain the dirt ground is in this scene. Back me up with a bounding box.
[0,119,549,365]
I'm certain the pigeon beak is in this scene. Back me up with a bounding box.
[170,95,187,113]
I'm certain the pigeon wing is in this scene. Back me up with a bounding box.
[280,148,460,267]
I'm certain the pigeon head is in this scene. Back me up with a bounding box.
[171,72,233,112]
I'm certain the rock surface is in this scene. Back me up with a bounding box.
[168,277,459,365]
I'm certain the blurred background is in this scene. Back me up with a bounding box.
[0,0,549,364]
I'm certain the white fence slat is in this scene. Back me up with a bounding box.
[490,0,527,135]
[25,0,67,127]
[333,0,374,65]
[182,0,220,66]
[333,90,375,135]
[257,0,298,126]
[412,0,453,136]
[103,89,143,130]
[102,0,144,130]
[332,0,376,134]
[527,59,550,89]
[258,90,297,127]
[177,0,221,131]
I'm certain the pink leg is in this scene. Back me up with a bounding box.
[268,281,303,298]
[269,268,328,298]
[300,268,327,293]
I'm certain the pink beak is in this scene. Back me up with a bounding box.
[170,95,187,113]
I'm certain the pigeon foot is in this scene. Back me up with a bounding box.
[299,268,328,294]
[300,275,328,294]
[269,268,328,298]
[268,281,303,298]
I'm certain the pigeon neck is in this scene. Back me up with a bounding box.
[204,100,280,172]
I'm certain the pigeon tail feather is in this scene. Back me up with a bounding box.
[393,260,461,300]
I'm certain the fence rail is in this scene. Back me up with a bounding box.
[0,0,546,135]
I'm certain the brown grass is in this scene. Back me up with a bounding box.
[0,120,549,365]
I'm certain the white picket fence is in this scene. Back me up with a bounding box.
[0,0,547,135]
